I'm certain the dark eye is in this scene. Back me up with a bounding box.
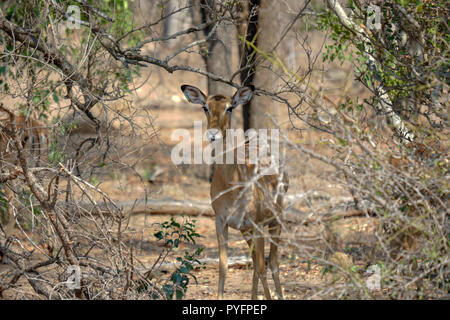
[202,105,209,113]
[226,106,233,113]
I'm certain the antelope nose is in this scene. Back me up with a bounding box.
[206,129,221,142]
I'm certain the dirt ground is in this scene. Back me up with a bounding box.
[123,213,377,300]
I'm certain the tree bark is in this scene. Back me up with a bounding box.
[193,0,237,96]
[240,0,279,130]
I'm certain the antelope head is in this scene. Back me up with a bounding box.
[181,84,254,142]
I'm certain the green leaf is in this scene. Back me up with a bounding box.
[175,289,184,300]
[172,272,182,284]
[179,266,189,274]
[53,92,59,104]
[162,284,174,300]
[154,231,163,240]
[416,3,423,13]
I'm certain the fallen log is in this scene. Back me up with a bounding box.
[69,198,214,217]
[67,198,375,225]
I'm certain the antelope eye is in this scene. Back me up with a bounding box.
[225,105,233,113]
[202,105,209,113]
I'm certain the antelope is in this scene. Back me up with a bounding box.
[0,109,49,233]
[181,84,288,299]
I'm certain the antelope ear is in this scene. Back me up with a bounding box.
[181,85,207,105]
[231,85,254,108]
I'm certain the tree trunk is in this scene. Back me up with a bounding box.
[240,0,279,130]
[192,0,236,96]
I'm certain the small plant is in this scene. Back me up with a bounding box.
[162,247,205,300]
[140,217,205,300]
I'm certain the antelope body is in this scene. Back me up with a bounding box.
[181,84,288,299]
